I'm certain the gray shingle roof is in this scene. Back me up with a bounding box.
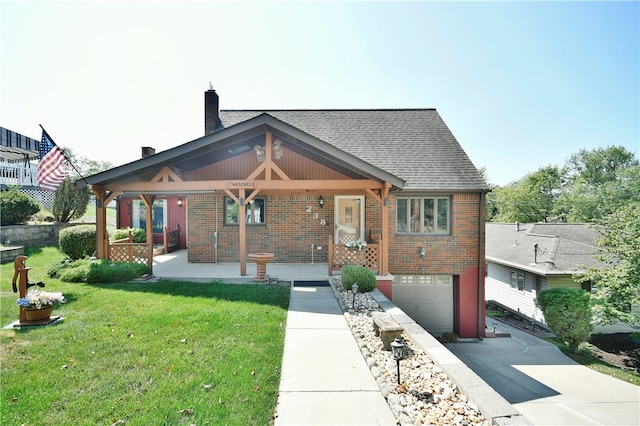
[219,110,489,192]
[486,222,604,276]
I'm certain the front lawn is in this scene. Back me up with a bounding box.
[1,247,290,425]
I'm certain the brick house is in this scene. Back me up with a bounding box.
[82,89,489,338]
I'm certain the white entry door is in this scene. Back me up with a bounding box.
[334,196,365,244]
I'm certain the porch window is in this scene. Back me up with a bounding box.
[225,197,266,225]
[132,199,167,233]
[396,196,450,234]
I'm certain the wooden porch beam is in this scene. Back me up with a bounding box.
[151,166,184,183]
[107,179,387,192]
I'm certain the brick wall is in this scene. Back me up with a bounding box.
[187,192,336,263]
[387,193,484,275]
[186,191,485,275]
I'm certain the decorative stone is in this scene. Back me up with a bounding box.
[331,277,490,426]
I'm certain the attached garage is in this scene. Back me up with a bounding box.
[393,275,454,335]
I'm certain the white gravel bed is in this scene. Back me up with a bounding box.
[332,279,490,426]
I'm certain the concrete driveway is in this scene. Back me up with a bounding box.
[447,318,640,426]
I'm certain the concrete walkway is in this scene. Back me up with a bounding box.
[447,318,640,426]
[274,285,397,425]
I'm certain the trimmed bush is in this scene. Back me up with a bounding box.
[59,225,96,259]
[537,287,593,352]
[87,260,151,283]
[341,265,376,292]
[48,258,151,283]
[111,227,146,243]
[0,187,40,225]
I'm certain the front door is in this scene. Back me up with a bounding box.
[334,196,365,244]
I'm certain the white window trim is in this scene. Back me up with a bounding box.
[396,196,450,234]
[132,199,167,233]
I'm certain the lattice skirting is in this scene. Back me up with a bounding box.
[18,188,55,210]
[332,245,378,271]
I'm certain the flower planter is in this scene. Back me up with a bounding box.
[23,305,53,322]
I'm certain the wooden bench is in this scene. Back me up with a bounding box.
[371,311,404,351]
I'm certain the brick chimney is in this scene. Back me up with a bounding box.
[205,84,221,135]
[141,146,155,158]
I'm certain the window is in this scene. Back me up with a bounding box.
[396,196,449,234]
[132,199,167,233]
[510,271,525,291]
[225,197,266,225]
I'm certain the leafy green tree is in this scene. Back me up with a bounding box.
[53,177,91,222]
[561,146,639,222]
[0,186,40,225]
[537,287,593,352]
[478,166,500,221]
[576,203,640,328]
[62,147,113,179]
[490,165,565,223]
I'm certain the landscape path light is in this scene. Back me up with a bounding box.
[351,283,358,309]
[390,337,405,384]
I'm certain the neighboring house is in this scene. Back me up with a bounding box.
[81,88,490,338]
[485,222,602,324]
[0,127,54,209]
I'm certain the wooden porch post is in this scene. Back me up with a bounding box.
[379,184,391,275]
[93,186,107,259]
[239,189,247,276]
[140,195,155,268]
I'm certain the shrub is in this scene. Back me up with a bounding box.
[111,227,146,243]
[59,225,96,259]
[341,265,376,292]
[537,287,593,352]
[0,187,40,225]
[87,260,151,283]
[48,259,93,282]
[48,258,151,283]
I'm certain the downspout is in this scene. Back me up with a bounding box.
[478,191,485,340]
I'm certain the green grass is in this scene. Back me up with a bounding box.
[1,247,290,425]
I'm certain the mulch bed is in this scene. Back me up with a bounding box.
[589,333,640,372]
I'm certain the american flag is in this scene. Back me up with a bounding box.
[37,129,70,191]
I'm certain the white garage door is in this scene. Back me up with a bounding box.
[393,275,454,335]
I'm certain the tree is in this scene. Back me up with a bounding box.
[576,203,640,328]
[478,166,500,221]
[488,146,640,224]
[490,165,565,223]
[52,177,91,222]
[560,146,639,222]
[61,147,113,179]
[537,287,593,352]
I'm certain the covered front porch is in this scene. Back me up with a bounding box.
[152,249,331,282]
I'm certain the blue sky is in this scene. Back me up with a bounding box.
[2,1,638,186]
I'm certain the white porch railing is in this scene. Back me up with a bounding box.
[0,162,38,186]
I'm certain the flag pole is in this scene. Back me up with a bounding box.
[39,124,89,185]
